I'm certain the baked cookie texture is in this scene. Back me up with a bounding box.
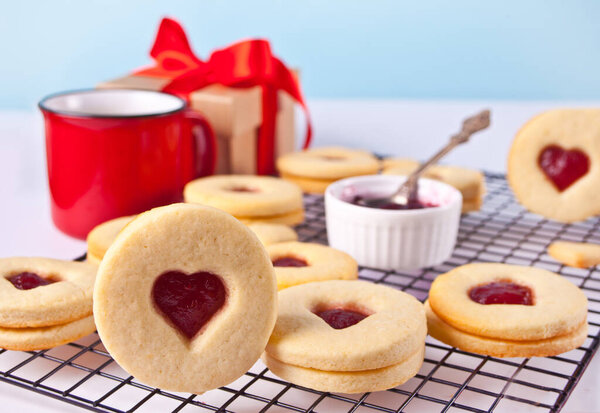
[264,280,426,393]
[427,263,588,357]
[267,242,358,290]
[94,203,278,394]
[184,175,304,222]
[247,223,298,246]
[548,241,600,268]
[86,215,134,263]
[0,257,97,328]
[277,147,380,194]
[507,109,600,222]
[382,158,485,213]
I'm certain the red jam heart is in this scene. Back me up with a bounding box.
[538,145,590,191]
[469,281,533,305]
[152,271,226,340]
[272,256,308,267]
[229,186,258,193]
[316,308,369,329]
[7,272,54,290]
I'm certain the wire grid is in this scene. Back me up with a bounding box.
[0,173,599,413]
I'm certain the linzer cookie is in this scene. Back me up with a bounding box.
[548,241,600,268]
[508,109,600,222]
[426,263,588,357]
[383,158,485,213]
[247,223,298,246]
[267,242,358,290]
[277,147,380,194]
[87,216,134,264]
[94,203,277,394]
[184,175,304,226]
[263,280,426,393]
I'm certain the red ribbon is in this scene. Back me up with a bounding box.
[135,17,312,175]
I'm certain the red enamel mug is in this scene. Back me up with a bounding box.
[39,89,217,239]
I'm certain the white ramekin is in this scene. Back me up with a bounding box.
[325,175,462,270]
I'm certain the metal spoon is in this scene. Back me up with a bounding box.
[356,109,491,209]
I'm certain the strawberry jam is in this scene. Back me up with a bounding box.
[316,308,368,329]
[352,196,436,210]
[469,281,533,305]
[7,272,54,290]
[538,145,589,191]
[152,271,226,340]
[272,257,308,267]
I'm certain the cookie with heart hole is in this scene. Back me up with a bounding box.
[0,257,97,328]
[183,175,303,218]
[548,241,600,268]
[0,315,96,351]
[247,223,298,246]
[263,280,426,393]
[508,109,600,222]
[427,263,588,357]
[267,242,358,290]
[87,215,134,263]
[94,203,277,394]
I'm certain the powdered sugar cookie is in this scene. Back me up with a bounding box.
[247,223,298,246]
[0,315,96,351]
[548,241,600,268]
[94,203,277,394]
[183,175,303,217]
[267,242,358,290]
[0,258,97,328]
[508,109,600,222]
[428,263,587,341]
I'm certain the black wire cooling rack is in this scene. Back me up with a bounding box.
[0,173,599,412]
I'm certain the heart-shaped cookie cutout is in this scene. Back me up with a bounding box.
[152,271,226,339]
[315,308,369,329]
[538,145,590,191]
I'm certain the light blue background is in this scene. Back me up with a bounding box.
[1,0,600,109]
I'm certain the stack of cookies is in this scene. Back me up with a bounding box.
[184,175,305,226]
[263,280,427,393]
[277,147,381,194]
[426,263,589,357]
[0,257,97,350]
[382,158,485,212]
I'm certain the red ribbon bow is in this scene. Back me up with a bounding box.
[135,17,312,175]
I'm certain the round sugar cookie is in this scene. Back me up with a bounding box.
[0,315,96,351]
[87,216,134,262]
[265,280,426,371]
[236,209,305,226]
[183,175,303,217]
[277,147,380,180]
[279,172,336,195]
[0,258,97,328]
[247,223,298,246]
[428,263,588,341]
[267,242,358,290]
[263,346,424,394]
[425,301,587,358]
[94,203,277,394]
[507,109,600,222]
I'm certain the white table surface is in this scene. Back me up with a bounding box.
[1,100,599,412]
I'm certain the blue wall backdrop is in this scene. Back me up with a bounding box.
[1,0,600,109]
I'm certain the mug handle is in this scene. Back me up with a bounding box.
[183,110,217,177]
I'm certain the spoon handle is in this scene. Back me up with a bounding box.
[401,109,491,203]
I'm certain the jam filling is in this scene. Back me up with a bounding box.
[272,256,308,267]
[7,272,54,290]
[469,281,533,305]
[538,145,590,191]
[316,308,369,329]
[229,186,259,193]
[152,271,226,340]
[351,195,437,210]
